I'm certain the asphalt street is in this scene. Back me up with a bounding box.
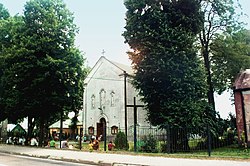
[0,152,91,166]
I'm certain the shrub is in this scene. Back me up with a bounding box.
[160,142,168,153]
[141,134,158,153]
[114,131,129,150]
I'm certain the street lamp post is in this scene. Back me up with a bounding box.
[0,121,2,141]
[119,71,129,138]
[59,111,63,149]
[103,122,107,151]
[83,83,88,137]
[98,107,107,151]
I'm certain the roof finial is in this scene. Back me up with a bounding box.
[101,49,105,56]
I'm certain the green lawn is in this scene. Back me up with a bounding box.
[56,141,250,161]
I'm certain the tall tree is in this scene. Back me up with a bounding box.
[199,0,242,108]
[22,0,87,142]
[123,0,215,151]
[210,29,250,93]
[0,0,87,143]
[0,3,9,20]
[0,3,14,121]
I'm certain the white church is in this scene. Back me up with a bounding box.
[82,56,152,140]
[50,56,153,140]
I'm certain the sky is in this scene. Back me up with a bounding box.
[1,0,131,67]
[1,0,250,119]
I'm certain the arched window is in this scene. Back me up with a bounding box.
[111,126,118,135]
[110,91,115,106]
[91,95,95,109]
[99,89,106,108]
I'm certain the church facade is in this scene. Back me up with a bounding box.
[82,56,151,140]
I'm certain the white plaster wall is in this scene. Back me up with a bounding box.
[83,57,150,136]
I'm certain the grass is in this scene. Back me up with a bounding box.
[205,146,250,159]
[57,141,250,161]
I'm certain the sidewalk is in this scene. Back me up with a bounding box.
[0,144,249,166]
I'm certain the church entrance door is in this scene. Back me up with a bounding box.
[97,118,106,141]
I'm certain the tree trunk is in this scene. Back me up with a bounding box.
[27,117,34,137]
[39,116,45,147]
[203,47,215,110]
[27,116,35,145]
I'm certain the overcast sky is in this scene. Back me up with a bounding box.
[1,0,250,119]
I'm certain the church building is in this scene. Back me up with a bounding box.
[82,56,151,140]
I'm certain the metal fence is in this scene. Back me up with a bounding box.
[113,125,237,154]
[76,124,238,155]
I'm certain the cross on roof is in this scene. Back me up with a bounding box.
[101,49,105,56]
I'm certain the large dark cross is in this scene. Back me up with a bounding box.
[126,97,144,152]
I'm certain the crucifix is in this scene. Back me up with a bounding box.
[126,97,144,152]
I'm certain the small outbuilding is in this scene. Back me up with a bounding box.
[8,124,26,137]
[233,69,250,147]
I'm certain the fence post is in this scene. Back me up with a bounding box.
[79,130,82,150]
[167,125,171,153]
[207,124,211,157]
[133,97,137,152]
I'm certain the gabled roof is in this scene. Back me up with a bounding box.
[234,69,250,90]
[49,119,72,129]
[49,119,83,129]
[109,59,133,75]
[84,56,134,85]
[49,111,83,128]
[7,124,26,133]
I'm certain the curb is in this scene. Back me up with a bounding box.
[0,149,147,166]
[0,149,99,165]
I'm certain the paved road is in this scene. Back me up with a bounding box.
[0,145,250,166]
[0,152,91,166]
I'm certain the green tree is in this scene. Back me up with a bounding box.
[0,5,22,121]
[123,0,216,151]
[199,0,243,108]
[0,3,10,79]
[210,29,250,94]
[0,3,9,120]
[0,0,87,144]
[0,3,9,20]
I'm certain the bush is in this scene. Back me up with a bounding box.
[160,142,168,153]
[140,134,158,153]
[114,131,129,150]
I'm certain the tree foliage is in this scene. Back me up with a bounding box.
[0,4,19,121]
[199,0,243,108]
[211,29,250,94]
[0,3,9,20]
[0,0,87,140]
[123,0,213,129]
